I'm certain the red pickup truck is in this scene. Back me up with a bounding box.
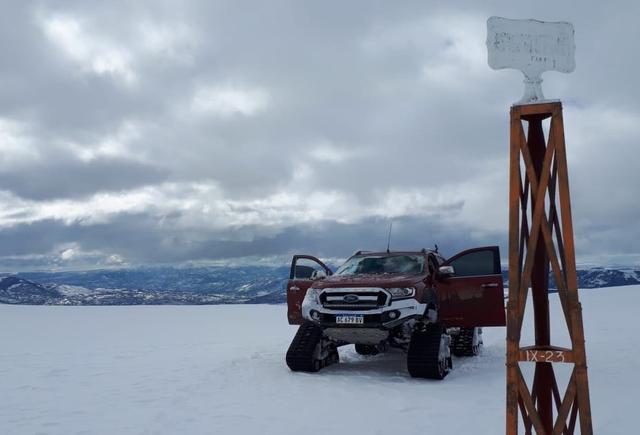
[285,246,506,379]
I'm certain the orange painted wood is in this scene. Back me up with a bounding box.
[507,102,593,435]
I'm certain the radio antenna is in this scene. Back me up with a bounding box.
[386,221,393,253]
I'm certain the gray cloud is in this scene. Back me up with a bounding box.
[0,0,639,270]
[0,157,169,200]
[0,213,504,270]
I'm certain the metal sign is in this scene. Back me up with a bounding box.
[487,17,575,105]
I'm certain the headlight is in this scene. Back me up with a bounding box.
[302,288,321,321]
[303,288,320,305]
[387,287,415,299]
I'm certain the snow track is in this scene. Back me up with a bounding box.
[0,286,637,434]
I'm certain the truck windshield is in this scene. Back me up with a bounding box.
[335,255,425,276]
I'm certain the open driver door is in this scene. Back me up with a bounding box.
[436,246,506,328]
[287,255,333,325]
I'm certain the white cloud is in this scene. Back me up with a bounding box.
[51,243,128,268]
[371,188,464,220]
[39,13,136,84]
[0,118,41,168]
[64,121,145,162]
[60,245,77,260]
[38,7,201,86]
[419,14,489,88]
[137,20,196,63]
[0,179,465,232]
[191,85,270,117]
[106,254,126,265]
[566,105,640,150]
[309,141,357,164]
[361,11,490,90]
[0,189,152,227]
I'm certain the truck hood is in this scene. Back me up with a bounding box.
[311,273,425,289]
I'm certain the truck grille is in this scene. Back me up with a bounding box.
[319,289,389,311]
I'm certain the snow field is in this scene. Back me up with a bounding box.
[0,286,637,434]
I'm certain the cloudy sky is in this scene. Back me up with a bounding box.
[0,0,638,270]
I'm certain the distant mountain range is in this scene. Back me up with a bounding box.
[1,265,639,305]
[0,265,290,305]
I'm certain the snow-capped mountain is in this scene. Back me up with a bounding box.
[0,265,291,305]
[502,267,640,290]
[574,267,640,288]
[0,276,61,304]
[0,265,639,305]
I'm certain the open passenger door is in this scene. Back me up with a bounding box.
[436,246,506,327]
[286,255,333,325]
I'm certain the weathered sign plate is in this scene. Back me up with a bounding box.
[487,17,575,105]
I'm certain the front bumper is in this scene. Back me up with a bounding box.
[302,288,426,330]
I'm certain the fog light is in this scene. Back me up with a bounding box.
[311,310,320,320]
[388,311,398,319]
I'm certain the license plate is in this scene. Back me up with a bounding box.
[336,314,364,324]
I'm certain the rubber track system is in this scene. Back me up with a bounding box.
[407,323,449,380]
[451,327,481,357]
[286,321,338,372]
[355,344,379,356]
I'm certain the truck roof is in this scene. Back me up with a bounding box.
[353,249,437,256]
[351,249,446,265]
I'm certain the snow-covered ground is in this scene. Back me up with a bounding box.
[0,286,636,434]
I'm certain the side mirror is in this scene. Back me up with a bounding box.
[438,265,455,279]
[311,269,327,280]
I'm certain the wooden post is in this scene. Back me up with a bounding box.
[506,101,593,434]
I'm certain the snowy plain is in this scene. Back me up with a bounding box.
[0,286,636,434]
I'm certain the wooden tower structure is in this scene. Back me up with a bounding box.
[506,101,593,434]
